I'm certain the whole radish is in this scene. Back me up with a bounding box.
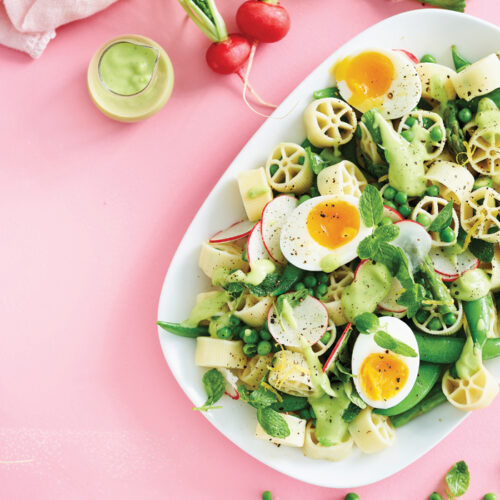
[236,0,290,43]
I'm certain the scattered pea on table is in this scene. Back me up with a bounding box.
[345,493,360,500]
[429,493,442,500]
[484,494,497,500]
[262,491,272,500]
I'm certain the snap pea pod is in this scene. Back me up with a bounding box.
[312,86,342,100]
[374,362,441,416]
[390,385,447,428]
[463,295,491,349]
[271,264,304,296]
[451,45,471,72]
[157,321,209,338]
[419,257,457,316]
[415,333,500,364]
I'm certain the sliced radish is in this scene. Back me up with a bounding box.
[383,205,404,223]
[261,195,297,264]
[209,220,255,243]
[378,278,406,313]
[323,323,352,372]
[394,48,418,64]
[247,222,270,265]
[354,259,369,279]
[218,367,240,400]
[429,247,479,282]
[392,220,432,271]
[267,294,328,347]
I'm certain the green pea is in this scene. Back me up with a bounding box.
[398,204,412,218]
[420,54,437,63]
[442,312,456,326]
[243,343,257,357]
[416,309,430,323]
[428,318,443,331]
[430,126,444,142]
[345,494,360,500]
[458,107,472,123]
[320,330,332,345]
[294,282,306,291]
[262,491,273,500]
[383,186,397,200]
[257,340,272,356]
[405,115,417,127]
[429,493,443,500]
[416,213,431,227]
[474,176,493,190]
[310,186,320,197]
[269,164,278,176]
[426,185,440,197]
[394,191,408,205]
[440,227,456,243]
[217,326,232,339]
[484,494,497,500]
[259,328,272,341]
[316,283,328,295]
[242,328,259,344]
[317,272,329,284]
[298,155,305,165]
[380,216,393,225]
[228,315,241,327]
[425,289,433,300]
[384,200,397,210]
[298,408,311,420]
[401,129,414,143]
[298,194,311,205]
[304,275,317,288]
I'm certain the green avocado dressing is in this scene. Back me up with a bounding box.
[373,113,427,196]
[320,254,341,273]
[456,335,483,379]
[429,73,450,109]
[212,259,275,287]
[450,268,491,301]
[247,186,269,199]
[208,312,232,338]
[474,98,500,135]
[182,291,229,327]
[100,42,158,96]
[341,261,392,322]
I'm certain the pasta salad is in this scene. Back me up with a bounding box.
[159,46,500,461]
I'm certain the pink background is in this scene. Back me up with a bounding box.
[1,0,499,498]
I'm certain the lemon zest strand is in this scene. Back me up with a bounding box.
[463,212,487,251]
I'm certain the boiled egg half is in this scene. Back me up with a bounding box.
[351,316,420,409]
[333,48,422,119]
[279,195,372,271]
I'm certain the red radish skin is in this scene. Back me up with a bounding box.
[323,323,352,372]
[225,389,240,400]
[394,49,419,64]
[247,222,270,265]
[353,259,369,279]
[383,205,404,223]
[206,34,252,74]
[209,220,255,243]
[236,0,290,43]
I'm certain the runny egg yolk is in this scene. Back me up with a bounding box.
[335,51,394,106]
[306,200,360,250]
[359,352,409,402]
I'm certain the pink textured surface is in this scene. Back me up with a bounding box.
[1,0,500,498]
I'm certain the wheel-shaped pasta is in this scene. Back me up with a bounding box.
[442,367,499,411]
[416,63,457,103]
[411,196,459,247]
[452,53,500,101]
[303,98,357,148]
[348,408,395,454]
[460,187,500,243]
[255,413,306,447]
[195,338,247,369]
[265,143,313,194]
[320,265,355,325]
[397,110,446,161]
[317,160,367,198]
[267,350,314,397]
[467,127,500,176]
[303,421,353,461]
[198,241,248,279]
[237,167,273,222]
[237,353,274,389]
[413,299,463,335]
[312,319,337,357]
[231,292,273,328]
[425,160,474,205]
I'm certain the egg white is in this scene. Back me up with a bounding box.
[351,316,420,409]
[279,195,372,271]
[335,48,422,119]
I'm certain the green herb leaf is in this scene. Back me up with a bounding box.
[373,223,400,241]
[270,394,308,413]
[193,368,225,411]
[359,184,384,227]
[313,86,342,100]
[249,385,278,409]
[456,227,494,263]
[305,147,327,175]
[276,289,308,313]
[429,200,454,232]
[246,272,281,297]
[354,312,380,333]
[397,282,426,319]
[257,407,291,438]
[374,331,418,357]
[445,460,470,497]
[342,402,362,423]
[223,282,245,299]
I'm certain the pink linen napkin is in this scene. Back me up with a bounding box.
[0,0,118,58]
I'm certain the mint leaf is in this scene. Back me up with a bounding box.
[359,184,384,227]
[249,385,278,409]
[342,402,361,423]
[457,227,494,263]
[354,312,380,333]
[270,394,308,413]
[429,200,454,232]
[373,223,400,242]
[193,368,225,411]
[374,331,417,357]
[445,460,470,497]
[305,146,328,175]
[257,407,291,438]
[397,283,426,319]
[246,272,281,296]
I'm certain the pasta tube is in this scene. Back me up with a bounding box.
[237,167,273,222]
[255,413,306,448]
[195,337,247,369]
